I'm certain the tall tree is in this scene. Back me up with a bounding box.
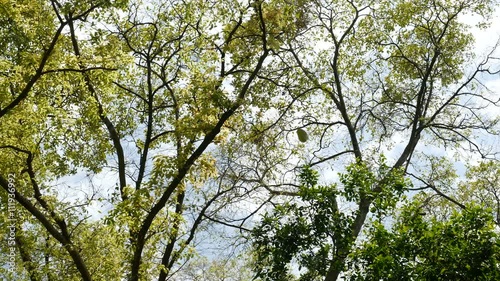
[1,0,128,280]
[0,0,305,280]
[250,0,500,280]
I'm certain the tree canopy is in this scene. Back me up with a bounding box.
[1,0,499,280]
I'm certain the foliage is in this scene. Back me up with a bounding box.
[348,201,500,281]
[170,253,257,281]
[458,161,500,223]
[252,162,410,280]
[0,0,288,279]
[0,0,499,280]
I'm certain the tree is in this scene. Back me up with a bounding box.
[249,0,500,279]
[253,162,409,281]
[1,0,499,280]
[0,0,306,280]
[1,1,129,280]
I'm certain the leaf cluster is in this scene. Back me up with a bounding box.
[349,202,500,281]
